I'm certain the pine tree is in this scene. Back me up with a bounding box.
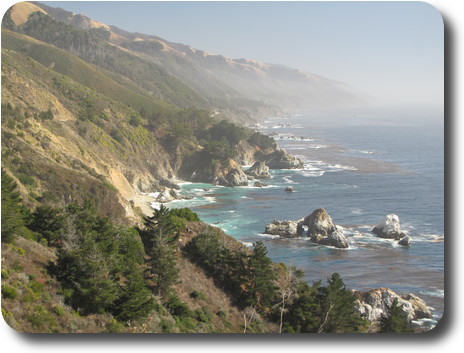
[28,205,67,245]
[379,298,413,333]
[141,205,180,297]
[1,169,28,243]
[245,241,277,310]
[316,273,365,333]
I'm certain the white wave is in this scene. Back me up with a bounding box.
[351,208,364,215]
[257,233,281,239]
[241,196,252,199]
[419,289,444,298]
[283,176,295,184]
[418,233,444,242]
[308,144,328,149]
[241,241,254,247]
[298,170,325,177]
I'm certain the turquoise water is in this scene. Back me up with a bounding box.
[162,107,445,321]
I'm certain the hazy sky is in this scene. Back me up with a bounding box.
[38,1,444,107]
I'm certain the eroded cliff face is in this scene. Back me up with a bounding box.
[1,39,302,223]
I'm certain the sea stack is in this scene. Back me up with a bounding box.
[302,208,349,248]
[372,214,405,240]
[245,161,272,179]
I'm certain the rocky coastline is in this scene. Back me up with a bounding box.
[264,208,349,249]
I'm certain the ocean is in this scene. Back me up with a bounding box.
[158,106,444,324]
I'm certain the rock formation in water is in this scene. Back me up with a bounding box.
[264,219,303,238]
[354,287,432,323]
[263,208,349,248]
[372,214,405,240]
[263,149,304,169]
[302,208,349,248]
[245,161,271,179]
[398,235,412,246]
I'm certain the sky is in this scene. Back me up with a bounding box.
[33,1,444,107]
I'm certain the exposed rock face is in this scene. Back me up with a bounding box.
[264,219,302,238]
[398,235,411,246]
[263,208,348,248]
[354,288,432,323]
[263,149,304,169]
[302,209,349,248]
[318,225,349,249]
[216,167,248,187]
[245,161,271,179]
[402,294,433,319]
[372,214,405,240]
[303,208,335,239]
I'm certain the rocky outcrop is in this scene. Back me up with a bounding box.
[372,214,405,240]
[398,235,411,246]
[253,181,268,188]
[264,219,302,238]
[284,186,293,192]
[354,287,432,323]
[263,208,349,248]
[300,208,349,249]
[245,161,271,179]
[215,167,248,187]
[317,225,349,249]
[262,149,304,169]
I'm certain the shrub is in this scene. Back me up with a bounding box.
[190,290,206,300]
[1,284,18,299]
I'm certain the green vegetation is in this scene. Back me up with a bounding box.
[379,298,414,333]
[1,169,30,243]
[139,205,181,297]
[0,5,404,334]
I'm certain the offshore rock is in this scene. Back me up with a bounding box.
[264,219,302,238]
[398,235,412,246]
[303,208,335,239]
[354,287,432,323]
[245,161,271,179]
[372,214,405,240]
[215,167,248,187]
[264,149,304,169]
[284,186,293,192]
[302,208,348,248]
[402,293,433,319]
[253,181,268,188]
[318,225,349,249]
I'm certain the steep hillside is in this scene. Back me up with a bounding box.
[1,27,303,223]
[30,1,365,112]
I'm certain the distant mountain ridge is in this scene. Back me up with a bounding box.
[30,1,365,114]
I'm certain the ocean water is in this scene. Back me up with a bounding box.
[160,107,445,322]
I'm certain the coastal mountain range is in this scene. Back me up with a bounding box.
[2,2,426,334]
[16,2,365,117]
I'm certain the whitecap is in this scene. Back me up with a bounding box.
[283,176,295,184]
[257,233,281,239]
[419,289,445,298]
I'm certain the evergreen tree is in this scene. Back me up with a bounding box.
[1,169,28,243]
[50,202,154,321]
[111,270,155,323]
[316,273,365,333]
[28,205,67,245]
[245,241,277,310]
[379,298,413,333]
[141,205,180,297]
